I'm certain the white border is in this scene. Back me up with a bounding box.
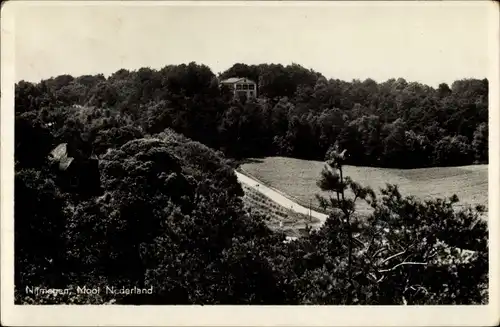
[2,1,499,326]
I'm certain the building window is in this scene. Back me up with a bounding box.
[249,91,254,97]
[243,84,248,90]
[249,84,255,90]
[236,84,242,90]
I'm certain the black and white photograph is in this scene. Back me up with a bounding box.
[1,1,499,326]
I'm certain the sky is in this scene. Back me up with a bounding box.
[11,1,496,87]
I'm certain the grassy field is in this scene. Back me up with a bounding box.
[241,184,320,237]
[240,157,488,216]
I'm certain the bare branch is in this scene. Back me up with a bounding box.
[353,236,365,248]
[378,262,427,273]
[372,246,388,259]
[368,271,385,283]
[379,250,407,265]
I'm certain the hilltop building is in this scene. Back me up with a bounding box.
[219,77,257,99]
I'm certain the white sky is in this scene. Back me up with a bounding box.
[11,1,496,87]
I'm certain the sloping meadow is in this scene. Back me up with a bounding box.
[240,156,488,216]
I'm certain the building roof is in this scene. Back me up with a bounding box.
[50,143,68,160]
[220,77,243,84]
[220,77,256,84]
[49,143,75,171]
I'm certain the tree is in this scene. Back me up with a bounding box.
[472,122,488,163]
[364,186,488,304]
[404,130,432,167]
[316,108,346,153]
[15,81,42,113]
[219,63,260,83]
[433,135,473,166]
[437,83,452,99]
[381,118,408,167]
[315,146,375,303]
[307,146,487,304]
[15,168,69,293]
[15,113,54,169]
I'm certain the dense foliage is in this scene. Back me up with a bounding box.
[15,62,488,167]
[14,62,488,305]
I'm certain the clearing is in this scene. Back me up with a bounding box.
[239,157,488,217]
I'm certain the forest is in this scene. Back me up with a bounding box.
[15,62,488,304]
[16,62,488,167]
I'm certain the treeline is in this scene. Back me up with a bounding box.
[15,62,488,168]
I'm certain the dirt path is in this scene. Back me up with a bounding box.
[235,171,329,227]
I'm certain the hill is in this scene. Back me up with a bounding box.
[240,157,488,216]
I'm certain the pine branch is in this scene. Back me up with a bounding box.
[349,194,359,216]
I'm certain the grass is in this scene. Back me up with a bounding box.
[241,184,319,238]
[240,156,488,217]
